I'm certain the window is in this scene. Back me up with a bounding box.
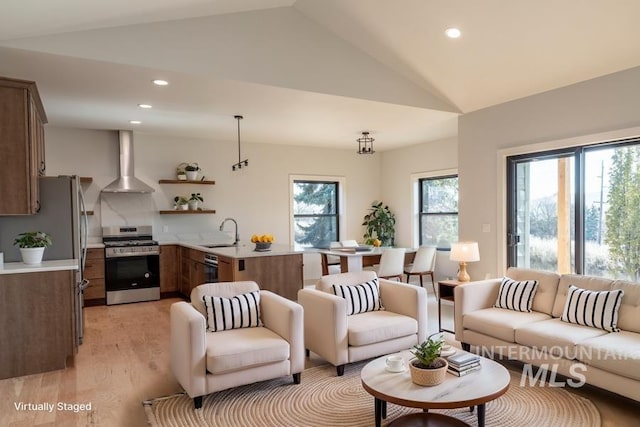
[507,138,640,280]
[419,176,458,249]
[292,180,339,248]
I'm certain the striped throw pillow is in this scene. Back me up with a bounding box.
[494,277,539,312]
[332,278,383,316]
[561,285,624,332]
[203,290,262,332]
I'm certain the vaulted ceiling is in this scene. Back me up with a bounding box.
[1,0,639,151]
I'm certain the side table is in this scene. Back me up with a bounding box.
[438,279,463,333]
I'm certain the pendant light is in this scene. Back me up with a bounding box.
[357,131,375,154]
[232,115,249,171]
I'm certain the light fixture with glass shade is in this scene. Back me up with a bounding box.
[357,131,375,154]
[450,241,480,282]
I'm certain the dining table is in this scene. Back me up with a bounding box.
[318,246,416,275]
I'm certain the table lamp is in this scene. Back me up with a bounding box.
[450,241,480,282]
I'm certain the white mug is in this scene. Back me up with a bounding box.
[386,355,405,372]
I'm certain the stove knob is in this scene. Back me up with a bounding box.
[144,272,150,278]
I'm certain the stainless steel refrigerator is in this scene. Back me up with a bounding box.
[0,175,89,344]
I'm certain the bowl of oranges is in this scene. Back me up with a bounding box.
[251,234,274,252]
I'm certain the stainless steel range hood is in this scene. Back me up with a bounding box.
[102,130,155,193]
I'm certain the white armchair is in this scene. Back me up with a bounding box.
[298,271,427,375]
[171,281,304,408]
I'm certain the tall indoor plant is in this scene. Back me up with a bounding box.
[362,201,395,246]
[14,231,52,264]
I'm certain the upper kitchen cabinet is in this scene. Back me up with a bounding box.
[0,76,48,215]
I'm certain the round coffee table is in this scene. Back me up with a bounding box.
[361,350,510,427]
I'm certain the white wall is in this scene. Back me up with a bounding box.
[458,65,640,279]
[44,127,382,281]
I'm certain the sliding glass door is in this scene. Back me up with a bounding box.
[507,139,640,280]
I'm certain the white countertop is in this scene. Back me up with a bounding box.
[162,241,303,258]
[0,259,79,275]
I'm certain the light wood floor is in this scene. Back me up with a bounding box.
[1,291,639,426]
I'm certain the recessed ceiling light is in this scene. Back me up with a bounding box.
[129,120,142,124]
[138,104,152,109]
[152,79,168,86]
[445,28,461,39]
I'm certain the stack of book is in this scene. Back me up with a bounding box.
[446,352,481,377]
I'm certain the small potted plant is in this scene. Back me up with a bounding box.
[185,163,200,181]
[409,333,448,386]
[176,163,188,180]
[13,231,52,264]
[188,193,203,210]
[173,196,189,210]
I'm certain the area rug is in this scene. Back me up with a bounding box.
[143,362,600,427]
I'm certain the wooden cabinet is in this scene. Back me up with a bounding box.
[0,76,47,215]
[83,248,105,305]
[0,270,77,379]
[231,254,303,301]
[218,255,233,282]
[172,246,303,300]
[179,247,206,298]
[160,245,179,295]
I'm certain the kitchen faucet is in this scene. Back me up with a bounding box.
[219,218,240,245]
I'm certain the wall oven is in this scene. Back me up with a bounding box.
[103,226,160,305]
[203,253,219,283]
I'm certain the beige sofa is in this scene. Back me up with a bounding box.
[299,271,427,375]
[455,267,640,401]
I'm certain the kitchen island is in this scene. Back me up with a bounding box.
[161,242,303,301]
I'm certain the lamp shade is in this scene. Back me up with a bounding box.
[450,241,480,262]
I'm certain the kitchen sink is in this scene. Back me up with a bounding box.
[202,243,238,248]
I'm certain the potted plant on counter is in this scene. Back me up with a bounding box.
[185,162,201,180]
[188,193,203,210]
[174,196,189,210]
[14,231,52,264]
[409,333,447,386]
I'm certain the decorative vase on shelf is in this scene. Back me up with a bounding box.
[188,200,199,210]
[186,171,198,181]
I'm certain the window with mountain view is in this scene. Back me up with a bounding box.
[507,139,640,281]
[292,180,339,248]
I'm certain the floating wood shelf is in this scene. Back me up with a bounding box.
[159,210,217,215]
[80,177,93,183]
[158,179,215,185]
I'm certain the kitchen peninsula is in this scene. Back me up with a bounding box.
[164,242,303,301]
[0,260,79,379]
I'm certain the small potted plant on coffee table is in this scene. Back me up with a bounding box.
[13,231,53,264]
[409,333,448,386]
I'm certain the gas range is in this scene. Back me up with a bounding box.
[102,225,159,258]
[102,225,160,305]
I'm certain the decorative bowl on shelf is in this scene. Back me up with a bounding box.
[254,242,272,252]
